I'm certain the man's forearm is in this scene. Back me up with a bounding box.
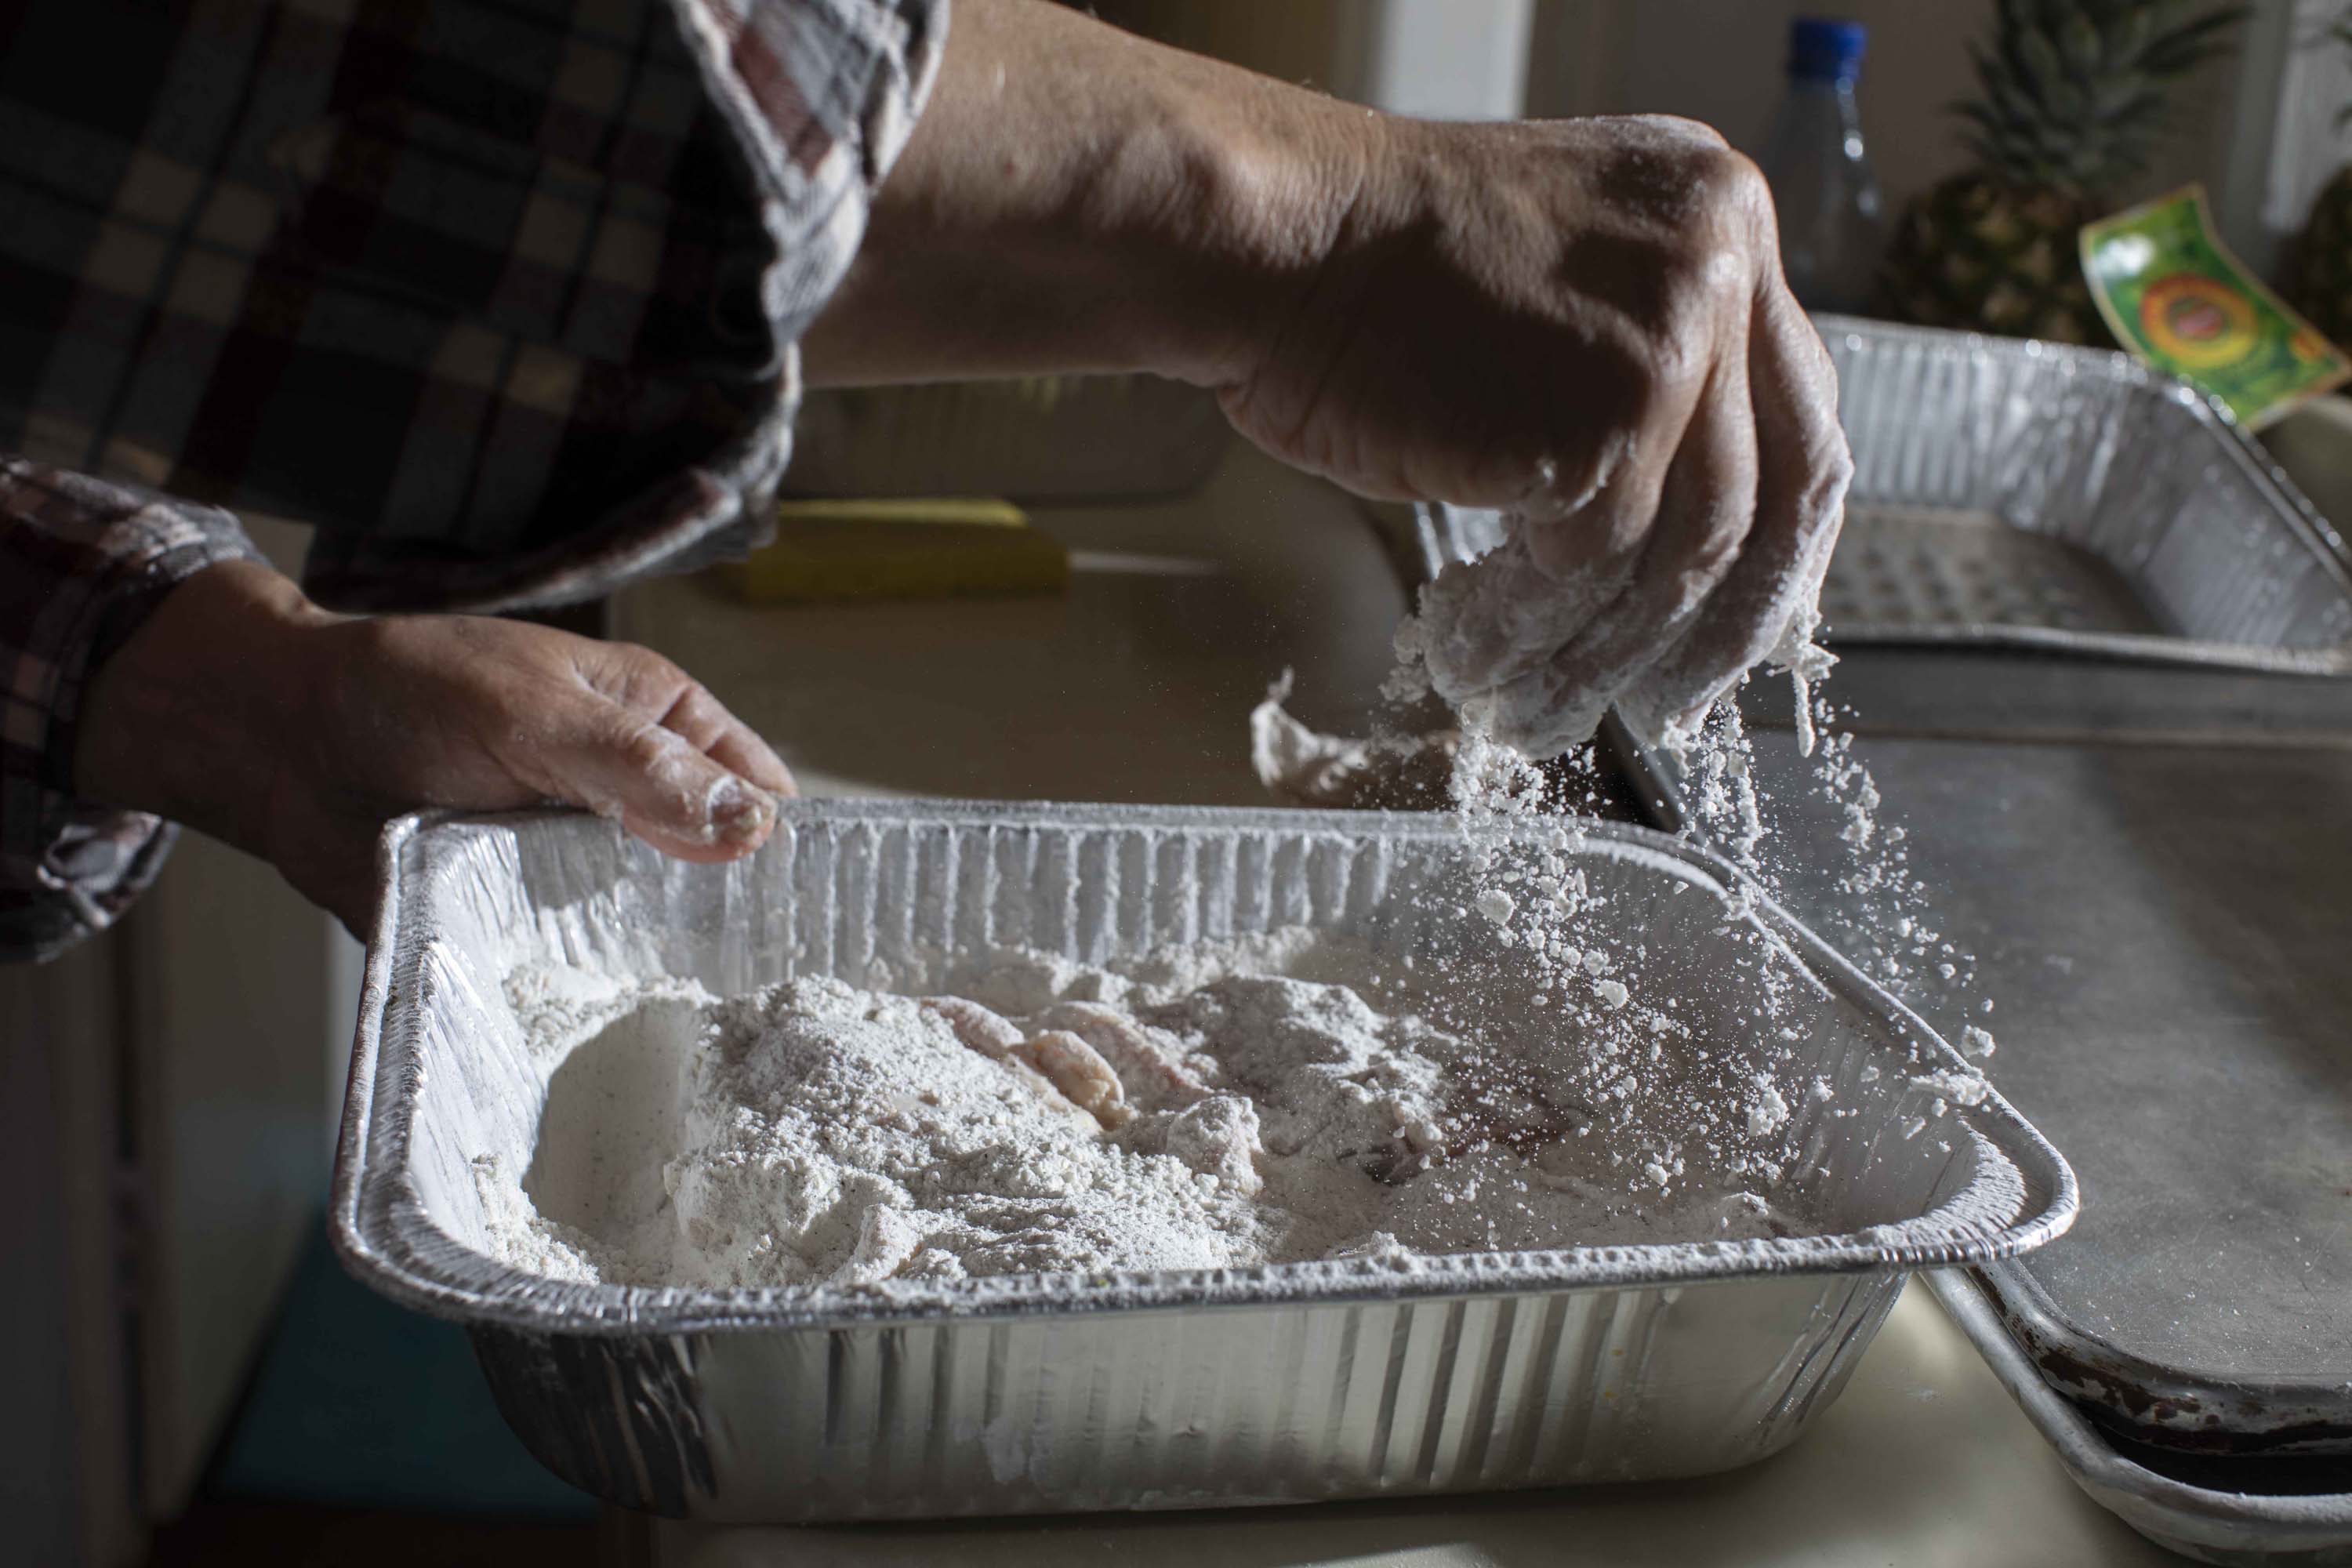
[800,0,1366,388]
[73,560,329,863]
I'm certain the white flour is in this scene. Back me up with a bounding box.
[1389,521,1991,1034]
[477,935,1807,1290]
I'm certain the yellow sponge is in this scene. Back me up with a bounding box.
[720,498,1069,604]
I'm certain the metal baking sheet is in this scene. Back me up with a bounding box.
[1933,1269,2352,1566]
[1738,730,2352,1457]
[1376,317,2352,675]
[332,801,2074,1521]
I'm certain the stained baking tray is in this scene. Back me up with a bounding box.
[332,801,2074,1521]
[1737,731,2352,1465]
[1933,1269,2352,1566]
[1377,318,2352,677]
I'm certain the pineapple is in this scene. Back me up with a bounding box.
[2288,10,2352,349]
[1882,0,2245,344]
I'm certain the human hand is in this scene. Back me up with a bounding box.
[75,561,792,934]
[1219,114,1853,756]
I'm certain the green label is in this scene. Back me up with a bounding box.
[2080,185,2348,430]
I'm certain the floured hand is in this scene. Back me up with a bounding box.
[1220,115,1852,757]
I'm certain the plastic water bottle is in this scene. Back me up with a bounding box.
[1757,18,1885,314]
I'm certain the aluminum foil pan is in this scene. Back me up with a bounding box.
[1933,1270,2352,1566]
[332,801,2075,1521]
[1385,317,2352,675]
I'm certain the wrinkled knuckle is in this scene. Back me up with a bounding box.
[615,720,684,779]
[662,673,717,721]
[1811,425,1857,495]
[1694,501,1755,572]
[608,642,687,698]
[1667,238,1751,323]
[1823,436,1857,492]
[1791,438,1855,538]
[1633,321,1711,405]
[1715,149,1773,219]
[1700,151,1775,250]
[620,641,686,682]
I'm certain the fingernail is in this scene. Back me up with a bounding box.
[713,781,775,845]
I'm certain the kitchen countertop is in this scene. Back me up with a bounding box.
[612,445,1406,808]
[612,445,2180,1566]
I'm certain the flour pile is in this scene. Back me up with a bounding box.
[477,933,1809,1291]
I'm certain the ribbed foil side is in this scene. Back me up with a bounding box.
[474,1273,1902,1519]
[1410,318,2352,671]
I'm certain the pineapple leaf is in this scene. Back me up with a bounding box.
[2046,76,2091,123]
[1954,0,2246,195]
[1959,132,2003,171]
[2092,80,2163,118]
[2103,7,2152,67]
[2060,12,2104,76]
[2017,27,2068,96]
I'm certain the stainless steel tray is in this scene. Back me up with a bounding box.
[1933,1269,2352,1566]
[332,801,2074,1521]
[1382,317,2352,676]
[1737,730,2352,1459]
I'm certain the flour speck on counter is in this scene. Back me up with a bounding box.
[476,933,1809,1292]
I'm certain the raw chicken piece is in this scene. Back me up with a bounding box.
[921,996,1098,1129]
[1036,1000,1210,1107]
[1022,1029,1133,1128]
[919,996,1025,1058]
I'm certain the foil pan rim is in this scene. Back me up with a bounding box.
[332,802,2079,1338]
[1808,622,2352,674]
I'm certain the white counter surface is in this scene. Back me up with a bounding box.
[612,446,2175,1567]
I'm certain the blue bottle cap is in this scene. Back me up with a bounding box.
[1788,18,1867,82]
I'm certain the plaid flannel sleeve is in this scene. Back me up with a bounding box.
[0,459,260,963]
[294,0,950,613]
[667,0,942,328]
[0,0,944,962]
